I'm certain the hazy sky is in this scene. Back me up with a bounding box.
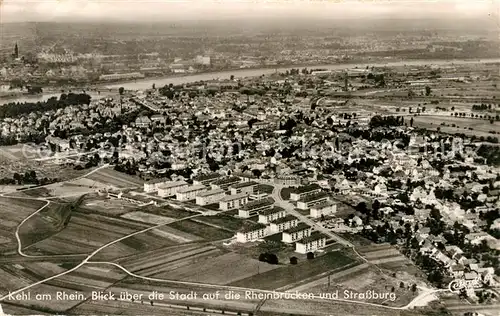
[1,0,499,23]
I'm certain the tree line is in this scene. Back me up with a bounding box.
[0,93,92,120]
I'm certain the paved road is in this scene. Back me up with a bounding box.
[270,184,354,247]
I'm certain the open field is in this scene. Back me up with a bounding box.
[412,114,500,138]
[287,262,370,292]
[116,242,209,267]
[121,211,175,225]
[357,244,428,282]
[142,204,196,219]
[23,212,178,259]
[357,243,408,265]
[85,167,144,188]
[17,201,75,249]
[0,144,30,162]
[80,196,137,216]
[1,262,129,314]
[0,265,33,296]
[1,303,51,315]
[0,197,46,252]
[229,250,356,290]
[0,185,31,194]
[153,251,280,284]
[150,225,202,243]
[168,219,234,240]
[194,214,247,232]
[119,244,222,274]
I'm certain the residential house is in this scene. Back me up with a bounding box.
[295,232,327,254]
[449,263,465,277]
[211,176,241,190]
[465,232,497,246]
[176,184,207,201]
[290,184,322,201]
[269,215,299,234]
[297,191,329,210]
[195,188,226,206]
[144,178,170,193]
[238,197,274,218]
[310,201,337,218]
[157,181,188,197]
[135,116,152,128]
[235,223,268,243]
[282,223,312,243]
[219,192,249,211]
[230,181,258,195]
[274,176,300,187]
[258,207,286,224]
[193,172,223,186]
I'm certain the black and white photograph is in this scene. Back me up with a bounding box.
[0,0,499,315]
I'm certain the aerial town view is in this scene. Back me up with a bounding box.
[0,1,499,316]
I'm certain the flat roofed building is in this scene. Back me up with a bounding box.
[211,176,241,190]
[310,201,337,218]
[235,223,268,243]
[269,215,299,234]
[274,176,300,187]
[250,193,268,201]
[282,223,312,243]
[295,232,327,254]
[232,172,258,182]
[258,206,286,224]
[144,178,170,193]
[297,191,329,210]
[193,172,222,186]
[219,192,249,211]
[290,184,322,201]
[230,181,259,195]
[176,184,207,201]
[157,181,188,197]
[238,197,274,218]
[195,188,226,206]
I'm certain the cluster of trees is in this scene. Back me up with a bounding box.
[281,68,309,76]
[258,253,279,265]
[453,112,500,121]
[26,86,43,94]
[0,171,57,186]
[114,160,139,175]
[77,153,101,169]
[414,253,446,286]
[479,209,500,239]
[0,132,47,146]
[477,144,500,165]
[280,117,298,131]
[0,93,91,120]
[369,115,406,128]
[472,104,493,111]
[366,73,385,87]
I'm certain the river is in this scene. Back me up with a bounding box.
[2,58,500,105]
